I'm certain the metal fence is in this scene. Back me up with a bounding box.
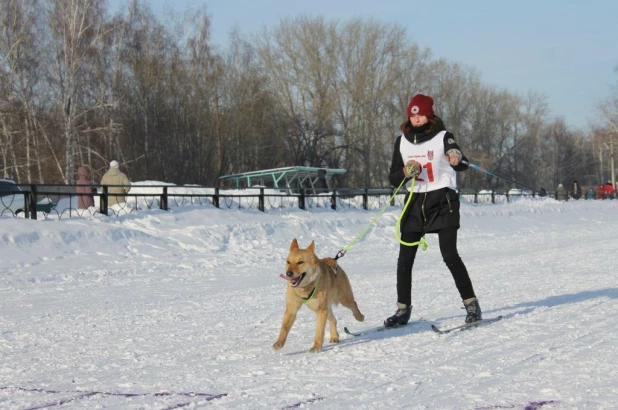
[0,183,587,220]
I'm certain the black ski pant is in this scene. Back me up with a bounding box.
[396,228,475,307]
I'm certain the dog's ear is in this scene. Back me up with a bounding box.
[308,240,315,253]
[290,238,299,250]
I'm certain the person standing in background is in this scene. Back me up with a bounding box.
[570,180,582,200]
[556,183,568,201]
[76,165,95,209]
[596,184,605,199]
[101,160,131,207]
[604,181,614,199]
[586,187,595,200]
[315,169,330,193]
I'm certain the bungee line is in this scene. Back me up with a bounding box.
[334,172,427,261]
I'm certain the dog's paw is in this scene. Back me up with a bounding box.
[329,336,340,344]
[273,341,285,350]
[309,345,322,353]
[355,313,365,322]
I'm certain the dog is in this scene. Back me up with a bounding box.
[273,238,364,353]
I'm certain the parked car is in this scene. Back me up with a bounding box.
[0,179,25,216]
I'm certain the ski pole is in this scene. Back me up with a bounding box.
[462,160,538,194]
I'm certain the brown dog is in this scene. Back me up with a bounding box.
[273,239,364,353]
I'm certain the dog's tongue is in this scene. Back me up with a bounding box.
[279,274,291,281]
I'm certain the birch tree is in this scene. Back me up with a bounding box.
[44,0,116,183]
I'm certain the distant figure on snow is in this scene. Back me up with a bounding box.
[101,160,131,207]
[556,183,567,201]
[597,184,606,200]
[76,165,95,209]
[570,180,582,200]
[586,187,595,200]
[604,180,614,199]
[314,169,330,193]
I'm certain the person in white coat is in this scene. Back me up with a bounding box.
[101,160,131,207]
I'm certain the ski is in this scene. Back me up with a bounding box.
[431,316,503,335]
[344,319,421,337]
[343,324,406,337]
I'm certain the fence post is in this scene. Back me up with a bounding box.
[259,188,265,212]
[390,188,395,206]
[21,185,31,219]
[213,187,220,208]
[160,186,168,210]
[30,184,38,220]
[474,191,478,204]
[22,188,30,218]
[491,190,495,204]
[330,190,336,210]
[101,185,108,215]
[22,186,30,218]
[299,188,305,210]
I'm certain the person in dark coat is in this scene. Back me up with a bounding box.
[384,93,481,327]
[571,180,582,200]
[76,165,94,209]
[315,169,329,193]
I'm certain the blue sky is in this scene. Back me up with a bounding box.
[107,0,618,130]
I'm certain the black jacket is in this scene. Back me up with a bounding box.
[389,117,468,233]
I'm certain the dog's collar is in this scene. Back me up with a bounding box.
[295,279,319,304]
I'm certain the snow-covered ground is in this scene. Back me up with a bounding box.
[1,190,617,409]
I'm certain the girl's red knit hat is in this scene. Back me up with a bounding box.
[407,94,434,118]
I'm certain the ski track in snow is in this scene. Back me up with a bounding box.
[1,196,617,409]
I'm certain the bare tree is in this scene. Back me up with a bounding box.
[0,7,598,189]
[218,29,287,179]
[0,0,38,181]
[429,60,479,140]
[114,0,175,180]
[333,19,413,186]
[596,65,618,186]
[44,0,118,183]
[255,16,340,169]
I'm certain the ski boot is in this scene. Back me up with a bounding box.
[384,303,412,327]
[464,298,482,323]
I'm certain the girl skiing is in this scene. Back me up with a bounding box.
[385,94,482,326]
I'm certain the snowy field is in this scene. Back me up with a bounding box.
[1,191,617,409]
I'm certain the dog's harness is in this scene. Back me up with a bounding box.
[290,263,339,303]
[294,278,319,304]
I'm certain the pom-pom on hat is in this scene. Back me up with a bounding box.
[407,94,434,118]
[110,160,119,168]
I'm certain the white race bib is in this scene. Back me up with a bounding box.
[399,131,457,193]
